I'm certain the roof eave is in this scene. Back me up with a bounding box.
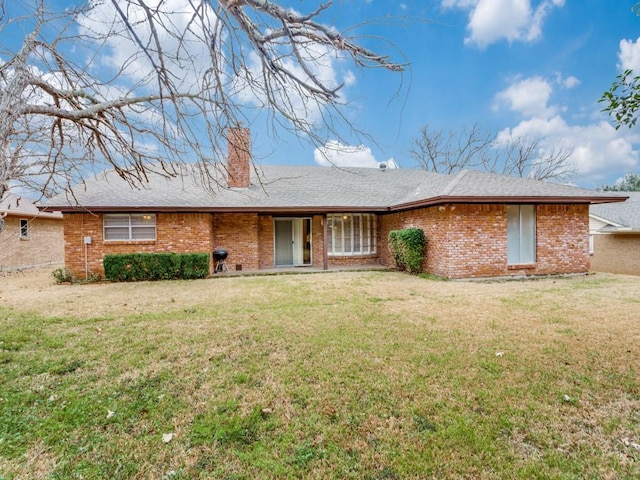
[389,195,628,212]
[40,205,390,215]
[588,213,626,228]
[2,209,62,219]
[594,228,639,234]
[40,195,627,215]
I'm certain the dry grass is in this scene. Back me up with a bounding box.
[1,268,639,479]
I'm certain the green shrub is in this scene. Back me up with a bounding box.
[103,252,210,282]
[388,228,426,274]
[51,267,74,284]
[180,253,212,280]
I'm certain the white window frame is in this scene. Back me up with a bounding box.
[103,214,156,241]
[507,205,536,265]
[327,213,377,256]
[19,219,29,239]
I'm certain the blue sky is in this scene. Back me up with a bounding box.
[250,0,640,189]
[6,0,640,191]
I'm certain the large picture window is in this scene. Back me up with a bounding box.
[507,205,535,264]
[104,214,156,241]
[327,213,376,256]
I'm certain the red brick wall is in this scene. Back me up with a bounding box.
[312,215,325,267]
[227,127,251,188]
[63,213,214,278]
[380,204,506,278]
[212,213,259,271]
[380,203,590,279]
[533,204,589,275]
[327,255,381,267]
[62,204,590,279]
[258,215,274,268]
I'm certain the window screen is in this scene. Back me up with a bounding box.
[104,214,156,240]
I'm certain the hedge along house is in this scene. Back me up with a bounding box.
[40,128,626,280]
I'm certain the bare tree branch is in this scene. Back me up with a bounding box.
[0,0,405,200]
[411,124,575,182]
[410,123,494,174]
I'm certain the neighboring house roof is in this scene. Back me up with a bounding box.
[40,165,627,214]
[590,192,640,233]
[1,193,62,219]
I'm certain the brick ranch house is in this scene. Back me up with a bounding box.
[41,128,626,280]
[589,192,639,275]
[1,193,64,271]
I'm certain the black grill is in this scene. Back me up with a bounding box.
[213,249,228,261]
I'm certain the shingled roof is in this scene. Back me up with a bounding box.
[590,192,640,232]
[1,193,62,219]
[40,164,626,214]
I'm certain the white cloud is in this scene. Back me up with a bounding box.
[618,37,640,72]
[232,42,353,127]
[494,74,582,120]
[443,0,565,48]
[314,141,397,168]
[467,0,532,47]
[78,0,356,130]
[493,76,555,118]
[556,74,580,89]
[77,0,216,91]
[442,0,476,8]
[501,117,638,181]
[493,72,639,183]
[343,71,357,87]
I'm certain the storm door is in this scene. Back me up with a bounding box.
[274,218,312,266]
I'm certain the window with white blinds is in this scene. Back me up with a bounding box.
[327,214,377,256]
[104,214,156,241]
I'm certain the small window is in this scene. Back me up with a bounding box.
[104,214,156,241]
[19,219,29,239]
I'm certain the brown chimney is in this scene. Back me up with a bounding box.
[227,126,251,188]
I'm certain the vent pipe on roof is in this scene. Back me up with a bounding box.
[227,126,251,188]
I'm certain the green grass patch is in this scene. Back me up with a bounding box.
[418,272,449,281]
[1,271,639,478]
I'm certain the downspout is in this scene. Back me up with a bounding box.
[323,214,328,271]
[83,214,88,280]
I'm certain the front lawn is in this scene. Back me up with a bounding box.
[1,270,638,479]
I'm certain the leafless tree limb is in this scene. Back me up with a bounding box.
[410,123,494,174]
[411,124,575,182]
[0,0,405,200]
